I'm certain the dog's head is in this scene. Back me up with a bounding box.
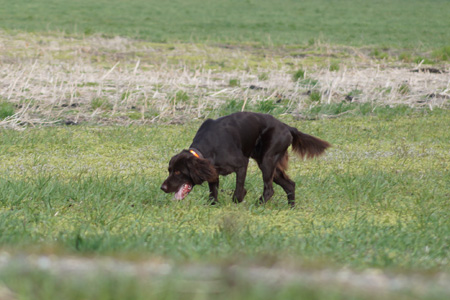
[161,150,217,200]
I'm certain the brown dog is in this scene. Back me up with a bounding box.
[161,112,330,207]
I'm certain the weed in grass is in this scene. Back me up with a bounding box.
[304,102,358,117]
[345,89,363,101]
[308,38,316,46]
[329,62,340,72]
[292,69,305,82]
[121,91,132,101]
[217,99,287,115]
[91,97,112,110]
[255,99,278,113]
[84,27,94,36]
[398,83,410,95]
[77,82,99,87]
[218,99,246,115]
[143,108,160,119]
[0,100,15,119]
[308,91,321,102]
[258,72,269,81]
[229,78,240,87]
[298,78,319,88]
[414,56,434,65]
[399,52,412,62]
[172,90,190,103]
[371,48,389,60]
[379,86,392,96]
[432,45,450,61]
[127,112,141,120]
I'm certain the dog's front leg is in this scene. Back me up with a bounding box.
[232,165,248,203]
[208,180,219,205]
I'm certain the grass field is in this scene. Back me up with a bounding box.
[1,109,450,264]
[1,108,449,299]
[0,0,450,299]
[2,0,450,48]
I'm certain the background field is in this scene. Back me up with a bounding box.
[2,0,450,48]
[0,0,449,299]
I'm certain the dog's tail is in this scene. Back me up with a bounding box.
[289,126,331,159]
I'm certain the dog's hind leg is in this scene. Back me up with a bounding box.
[273,168,296,208]
[256,157,276,204]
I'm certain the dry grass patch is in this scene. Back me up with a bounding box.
[0,31,449,129]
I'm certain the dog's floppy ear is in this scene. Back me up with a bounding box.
[187,156,218,185]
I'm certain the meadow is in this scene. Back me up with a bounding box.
[1,109,450,264]
[1,109,449,299]
[1,0,450,299]
[2,0,450,48]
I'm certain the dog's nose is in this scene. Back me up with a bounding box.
[161,183,168,193]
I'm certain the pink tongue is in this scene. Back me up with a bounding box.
[174,184,192,200]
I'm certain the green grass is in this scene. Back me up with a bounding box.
[1,109,449,268]
[0,100,15,119]
[228,78,241,87]
[1,1,449,297]
[91,97,112,110]
[293,69,306,82]
[1,0,449,48]
[300,103,423,119]
[432,46,450,61]
[1,109,449,299]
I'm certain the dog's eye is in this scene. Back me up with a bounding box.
[174,171,181,175]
